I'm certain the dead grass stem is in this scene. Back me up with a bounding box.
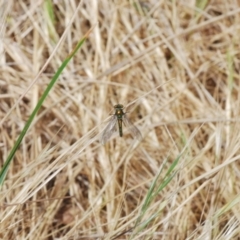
[1,0,240,239]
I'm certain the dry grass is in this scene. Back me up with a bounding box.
[1,0,240,239]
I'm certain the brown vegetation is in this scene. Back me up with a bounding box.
[1,0,240,239]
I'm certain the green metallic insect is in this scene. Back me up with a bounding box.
[101,104,142,144]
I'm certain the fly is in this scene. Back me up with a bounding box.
[101,104,142,144]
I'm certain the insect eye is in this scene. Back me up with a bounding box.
[114,104,123,109]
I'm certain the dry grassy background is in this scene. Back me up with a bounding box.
[1,0,240,239]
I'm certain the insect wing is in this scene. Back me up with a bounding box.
[122,115,142,140]
[101,115,118,144]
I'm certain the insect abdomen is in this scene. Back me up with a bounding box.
[118,119,123,137]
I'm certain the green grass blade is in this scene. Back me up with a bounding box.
[44,0,55,24]
[0,27,94,185]
[44,0,57,42]
[130,154,181,238]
